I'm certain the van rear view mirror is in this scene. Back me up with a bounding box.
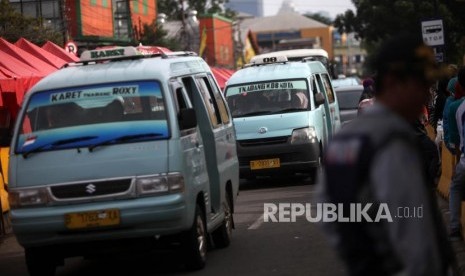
[315,93,325,107]
[178,108,197,130]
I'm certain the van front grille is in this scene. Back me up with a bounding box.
[239,136,289,147]
[50,179,132,199]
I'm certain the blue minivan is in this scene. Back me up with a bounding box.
[8,46,239,275]
[224,54,340,179]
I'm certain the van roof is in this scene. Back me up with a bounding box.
[226,61,326,87]
[250,49,329,64]
[28,52,210,93]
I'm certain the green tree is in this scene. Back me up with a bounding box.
[138,20,182,51]
[0,0,63,45]
[334,0,465,64]
[304,12,333,26]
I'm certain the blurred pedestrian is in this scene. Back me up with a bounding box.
[448,66,465,241]
[431,76,452,152]
[319,33,455,276]
[411,115,441,188]
[443,77,459,153]
[358,77,375,103]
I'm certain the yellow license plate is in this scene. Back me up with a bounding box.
[250,158,280,170]
[65,209,120,230]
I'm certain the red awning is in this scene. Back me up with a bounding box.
[42,41,80,63]
[0,38,57,75]
[0,50,43,77]
[211,67,235,90]
[15,38,69,69]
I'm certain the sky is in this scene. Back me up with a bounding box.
[262,0,356,19]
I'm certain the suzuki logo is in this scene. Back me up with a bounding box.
[258,127,268,134]
[86,184,96,194]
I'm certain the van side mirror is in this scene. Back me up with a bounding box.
[315,93,325,107]
[178,108,197,130]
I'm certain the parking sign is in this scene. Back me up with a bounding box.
[421,19,444,46]
[65,41,78,56]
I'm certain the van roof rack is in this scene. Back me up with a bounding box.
[245,55,288,67]
[67,46,198,67]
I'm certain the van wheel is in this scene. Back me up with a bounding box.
[184,204,207,270]
[25,248,57,276]
[212,193,233,248]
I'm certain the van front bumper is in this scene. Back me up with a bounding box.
[10,193,190,248]
[237,138,320,177]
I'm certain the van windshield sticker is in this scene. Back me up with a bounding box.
[17,81,169,154]
[50,86,139,103]
[228,80,307,96]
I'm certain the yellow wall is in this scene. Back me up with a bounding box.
[300,27,334,60]
[0,147,8,213]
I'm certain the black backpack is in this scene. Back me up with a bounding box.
[322,131,456,276]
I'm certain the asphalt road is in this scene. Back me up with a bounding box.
[0,177,346,276]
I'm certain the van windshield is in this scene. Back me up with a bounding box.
[225,79,309,118]
[16,81,169,154]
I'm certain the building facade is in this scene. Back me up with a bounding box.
[199,14,234,68]
[241,10,333,59]
[10,0,157,50]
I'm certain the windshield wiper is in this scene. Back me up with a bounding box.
[88,133,164,152]
[271,108,306,114]
[22,136,98,159]
[234,111,272,118]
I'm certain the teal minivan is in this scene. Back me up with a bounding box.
[8,47,239,275]
[224,55,340,179]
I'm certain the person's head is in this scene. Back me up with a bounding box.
[362,78,374,89]
[448,64,458,78]
[362,78,375,95]
[369,33,440,122]
[448,77,458,97]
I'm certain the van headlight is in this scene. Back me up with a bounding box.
[136,173,184,196]
[9,188,49,208]
[290,127,317,144]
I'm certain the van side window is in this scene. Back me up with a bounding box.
[206,74,230,124]
[311,76,318,95]
[181,77,195,105]
[315,74,326,96]
[195,77,221,128]
[175,87,188,110]
[321,74,335,103]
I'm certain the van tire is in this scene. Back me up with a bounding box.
[212,192,233,248]
[184,204,207,270]
[25,248,57,276]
